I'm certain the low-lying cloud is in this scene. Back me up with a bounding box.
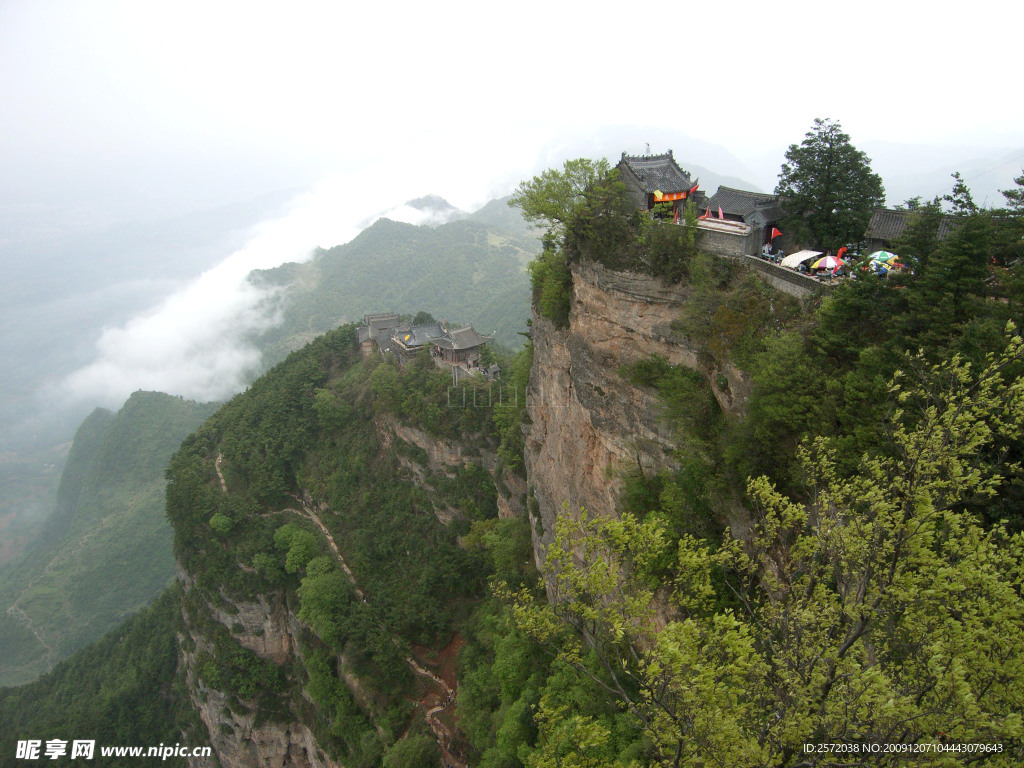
[55,158,518,409]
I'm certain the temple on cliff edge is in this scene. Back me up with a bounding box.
[356,313,497,381]
[616,150,705,214]
[618,149,788,257]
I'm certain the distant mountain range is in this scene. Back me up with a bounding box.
[251,196,538,362]
[0,198,539,682]
[0,392,217,685]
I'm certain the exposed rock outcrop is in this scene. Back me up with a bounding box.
[524,260,751,562]
[186,676,336,768]
[378,414,526,521]
[178,576,338,768]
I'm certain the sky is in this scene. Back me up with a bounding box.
[2,0,1024,442]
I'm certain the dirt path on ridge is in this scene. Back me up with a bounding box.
[214,460,466,767]
[285,492,465,767]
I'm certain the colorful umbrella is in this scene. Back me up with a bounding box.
[868,250,899,264]
[812,256,844,270]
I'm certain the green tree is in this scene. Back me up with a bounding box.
[381,733,438,768]
[994,170,1024,268]
[209,512,234,536]
[945,171,979,215]
[1002,169,1024,214]
[775,118,885,251]
[893,196,944,273]
[274,523,319,574]
[511,330,1024,767]
[508,158,614,248]
[528,247,572,325]
[297,557,354,646]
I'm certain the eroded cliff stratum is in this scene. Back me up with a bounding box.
[169,255,768,767]
[524,259,753,560]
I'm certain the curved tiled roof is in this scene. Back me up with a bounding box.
[392,323,445,348]
[617,151,694,194]
[706,186,780,219]
[429,326,493,351]
[865,208,959,242]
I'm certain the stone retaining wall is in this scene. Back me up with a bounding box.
[740,256,828,298]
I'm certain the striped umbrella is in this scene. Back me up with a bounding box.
[812,255,844,270]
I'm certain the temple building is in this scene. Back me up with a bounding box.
[355,314,496,379]
[357,312,402,356]
[862,207,958,254]
[616,150,704,213]
[704,186,786,249]
[428,326,493,368]
[388,322,446,361]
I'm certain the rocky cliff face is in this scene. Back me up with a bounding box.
[524,260,751,560]
[172,259,759,765]
[379,415,526,522]
[177,566,338,768]
[177,410,515,768]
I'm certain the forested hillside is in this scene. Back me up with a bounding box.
[0,393,217,685]
[0,588,199,768]
[503,159,1024,766]
[3,165,1023,767]
[0,199,537,687]
[251,200,537,363]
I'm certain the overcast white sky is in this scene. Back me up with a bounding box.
[3,0,1022,209]
[3,0,1024,415]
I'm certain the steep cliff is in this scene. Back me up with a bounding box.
[178,568,337,768]
[163,329,526,768]
[170,257,777,766]
[524,258,754,558]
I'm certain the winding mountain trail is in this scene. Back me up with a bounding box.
[214,452,228,493]
[285,492,465,767]
[5,487,149,680]
[216,462,465,767]
[284,492,365,601]
[5,602,55,670]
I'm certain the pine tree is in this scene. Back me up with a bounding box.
[776,118,885,251]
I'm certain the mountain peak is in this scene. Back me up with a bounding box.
[405,194,457,213]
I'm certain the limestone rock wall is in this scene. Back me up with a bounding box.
[378,414,526,521]
[178,575,337,768]
[524,260,751,563]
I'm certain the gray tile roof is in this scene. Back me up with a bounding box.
[366,313,402,335]
[429,326,493,351]
[391,323,445,349]
[706,186,780,219]
[617,151,694,193]
[864,208,959,243]
[864,209,909,241]
[751,203,785,222]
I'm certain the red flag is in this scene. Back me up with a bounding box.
[836,246,847,260]
[688,183,699,195]
[699,206,711,220]
[718,206,724,219]
[770,227,782,240]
